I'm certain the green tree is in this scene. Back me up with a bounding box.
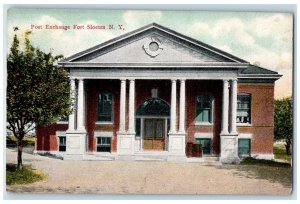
[7,31,72,169]
[274,97,293,155]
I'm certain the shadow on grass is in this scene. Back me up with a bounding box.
[6,163,47,185]
[216,157,292,189]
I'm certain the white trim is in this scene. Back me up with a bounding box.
[56,131,66,136]
[251,154,275,160]
[56,121,68,124]
[238,133,253,139]
[95,121,114,125]
[194,132,213,139]
[140,118,144,151]
[195,122,213,126]
[237,123,252,127]
[94,131,113,137]
[70,69,239,80]
[136,115,170,119]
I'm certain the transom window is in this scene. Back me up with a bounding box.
[58,136,66,152]
[196,95,212,123]
[237,94,251,124]
[97,93,113,122]
[96,137,111,152]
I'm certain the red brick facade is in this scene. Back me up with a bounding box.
[36,80,275,156]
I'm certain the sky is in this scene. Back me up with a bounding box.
[7,8,293,99]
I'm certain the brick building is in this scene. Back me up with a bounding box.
[36,23,281,163]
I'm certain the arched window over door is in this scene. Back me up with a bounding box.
[136,98,170,151]
[136,98,170,116]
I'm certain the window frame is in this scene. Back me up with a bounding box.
[195,95,214,125]
[96,93,114,124]
[237,93,252,125]
[96,136,112,153]
[195,138,212,155]
[58,136,66,152]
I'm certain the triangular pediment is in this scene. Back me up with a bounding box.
[60,23,248,66]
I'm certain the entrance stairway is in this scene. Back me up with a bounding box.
[79,152,221,165]
[134,151,169,161]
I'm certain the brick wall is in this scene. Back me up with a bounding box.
[36,80,275,156]
[237,83,275,154]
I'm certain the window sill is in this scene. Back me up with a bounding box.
[237,123,252,127]
[195,122,213,126]
[56,121,68,124]
[95,122,114,125]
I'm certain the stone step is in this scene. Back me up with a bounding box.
[83,154,115,161]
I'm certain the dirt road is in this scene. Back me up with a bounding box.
[6,149,292,195]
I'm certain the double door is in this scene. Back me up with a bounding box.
[143,119,165,150]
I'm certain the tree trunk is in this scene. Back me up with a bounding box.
[17,139,23,170]
[285,139,292,155]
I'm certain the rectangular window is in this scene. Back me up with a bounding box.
[96,137,111,152]
[58,136,66,152]
[196,138,211,154]
[196,95,212,123]
[238,139,251,156]
[237,94,251,123]
[135,118,141,137]
[97,93,113,122]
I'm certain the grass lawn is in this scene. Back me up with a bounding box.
[274,143,292,162]
[6,135,35,147]
[237,157,292,188]
[6,163,47,185]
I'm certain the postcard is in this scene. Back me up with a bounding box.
[5,8,293,196]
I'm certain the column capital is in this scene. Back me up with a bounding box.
[179,79,186,83]
[231,78,238,82]
[171,79,177,83]
[129,79,135,82]
[120,78,127,82]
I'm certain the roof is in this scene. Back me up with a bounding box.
[240,64,279,75]
[238,64,282,82]
[59,22,249,66]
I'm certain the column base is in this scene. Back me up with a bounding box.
[117,132,135,155]
[65,130,87,155]
[168,132,186,156]
[219,134,240,164]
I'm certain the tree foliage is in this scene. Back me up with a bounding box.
[7,31,72,169]
[274,97,293,155]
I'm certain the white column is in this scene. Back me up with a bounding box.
[230,79,238,135]
[67,78,76,131]
[77,79,86,131]
[179,79,186,133]
[221,80,229,135]
[128,79,135,133]
[119,79,126,133]
[170,79,177,134]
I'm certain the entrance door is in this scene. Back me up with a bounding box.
[144,119,165,150]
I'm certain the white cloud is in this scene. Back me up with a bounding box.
[187,14,293,98]
[123,10,162,30]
